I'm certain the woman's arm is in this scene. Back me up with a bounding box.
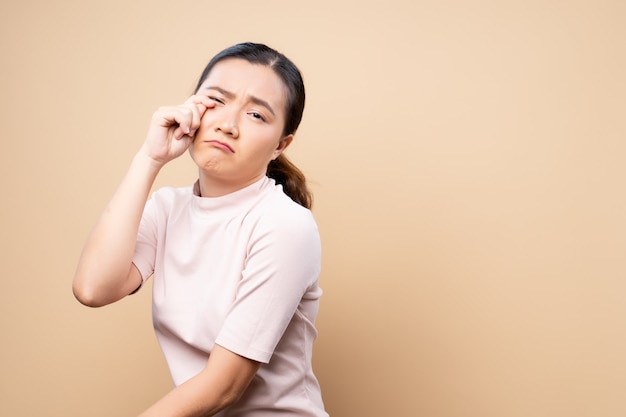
[72,95,214,307]
[72,152,162,306]
[139,344,261,417]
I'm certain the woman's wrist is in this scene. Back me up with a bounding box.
[135,145,168,173]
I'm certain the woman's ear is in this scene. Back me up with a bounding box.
[272,134,294,159]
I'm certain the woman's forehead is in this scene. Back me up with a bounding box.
[203,59,284,93]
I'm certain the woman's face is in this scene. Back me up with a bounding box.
[189,58,292,190]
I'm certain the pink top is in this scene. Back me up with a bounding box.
[132,176,328,416]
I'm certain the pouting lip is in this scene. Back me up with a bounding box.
[205,140,235,153]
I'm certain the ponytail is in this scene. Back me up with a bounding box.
[267,155,312,209]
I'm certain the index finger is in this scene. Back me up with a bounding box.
[184,95,215,136]
[185,94,215,110]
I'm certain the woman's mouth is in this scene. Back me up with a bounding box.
[206,140,234,153]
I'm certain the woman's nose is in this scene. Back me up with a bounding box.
[215,112,239,138]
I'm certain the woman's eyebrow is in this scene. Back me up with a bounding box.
[206,85,234,98]
[249,96,275,117]
[206,85,275,117]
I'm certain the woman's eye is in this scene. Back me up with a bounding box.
[249,112,265,121]
[209,96,224,104]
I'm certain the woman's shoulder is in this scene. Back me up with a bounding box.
[248,184,321,252]
[235,182,317,240]
[257,183,317,226]
[146,185,194,213]
[151,184,193,200]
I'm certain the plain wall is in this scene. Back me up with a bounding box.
[1,1,625,416]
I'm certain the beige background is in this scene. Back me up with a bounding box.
[1,1,625,416]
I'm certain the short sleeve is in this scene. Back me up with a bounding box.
[132,194,159,283]
[215,206,322,363]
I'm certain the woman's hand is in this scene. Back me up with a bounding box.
[141,95,215,166]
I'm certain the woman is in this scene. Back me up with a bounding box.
[73,42,328,417]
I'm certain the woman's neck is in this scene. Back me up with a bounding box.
[196,171,266,198]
